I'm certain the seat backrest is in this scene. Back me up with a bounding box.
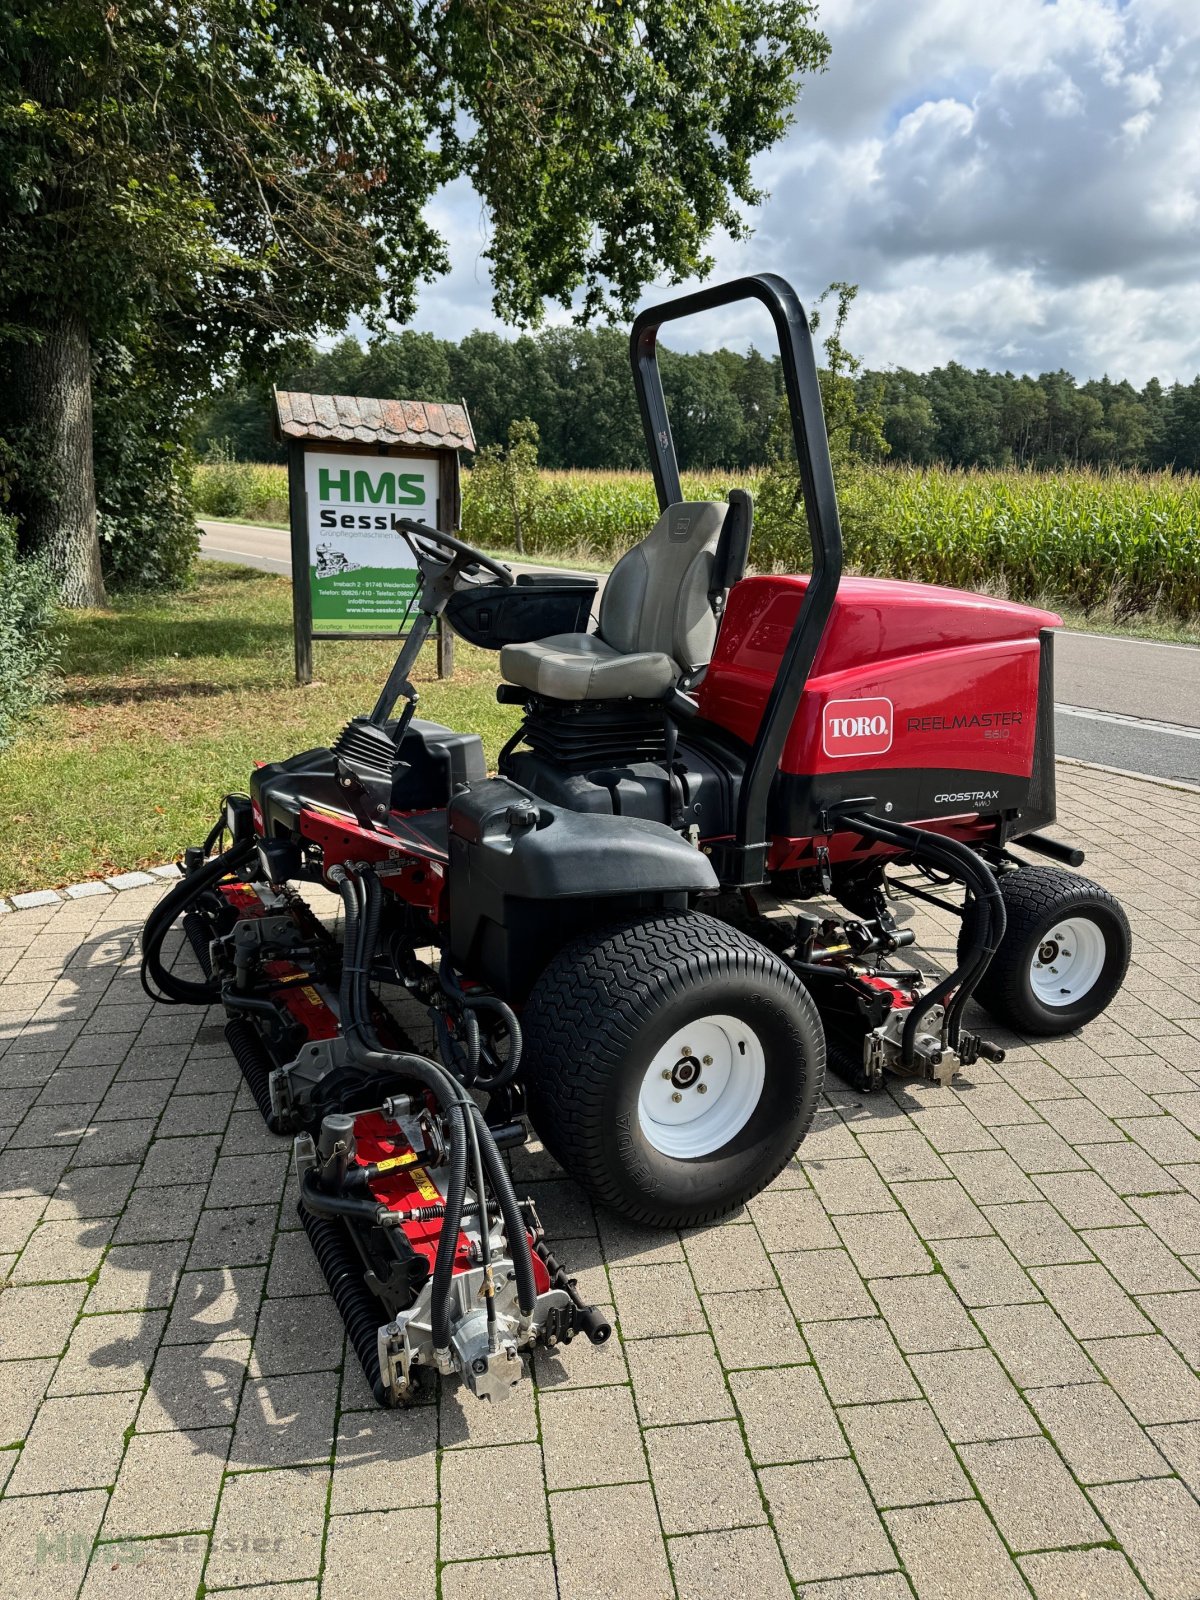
[598,500,727,672]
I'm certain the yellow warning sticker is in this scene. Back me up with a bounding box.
[374,1151,419,1174]
[302,987,322,1007]
[408,1166,441,1203]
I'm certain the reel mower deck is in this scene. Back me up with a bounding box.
[140,275,1132,1409]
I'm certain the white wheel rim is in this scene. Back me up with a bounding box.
[637,1014,766,1159]
[1029,916,1107,1006]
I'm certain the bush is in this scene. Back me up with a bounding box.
[0,514,60,748]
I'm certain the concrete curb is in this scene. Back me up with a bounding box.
[1,861,181,914]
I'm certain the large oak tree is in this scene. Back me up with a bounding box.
[0,0,827,604]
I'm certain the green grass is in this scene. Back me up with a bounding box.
[0,564,518,897]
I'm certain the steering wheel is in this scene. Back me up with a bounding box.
[394,518,515,588]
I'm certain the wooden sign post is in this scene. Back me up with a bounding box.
[273,391,475,686]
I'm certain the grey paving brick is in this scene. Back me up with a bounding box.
[644,1419,765,1534]
[859,1129,951,1182]
[805,1318,920,1406]
[834,1210,931,1278]
[49,1308,165,1396]
[440,1362,538,1450]
[0,1196,47,1255]
[800,1110,863,1161]
[71,1118,157,1168]
[157,1092,234,1138]
[1017,1549,1150,1600]
[598,1211,683,1268]
[910,1347,1038,1442]
[666,1525,793,1600]
[0,1279,87,1357]
[540,1383,647,1489]
[205,1151,289,1209]
[205,1464,329,1587]
[992,1123,1087,1173]
[1139,1287,1200,1365]
[804,1157,897,1215]
[704,1287,808,1370]
[886,1499,1030,1600]
[1083,1332,1200,1424]
[264,1228,327,1299]
[79,1534,209,1600]
[1129,1188,1200,1252]
[953,1083,1042,1126]
[1089,1478,1200,1600]
[1031,1262,1153,1338]
[1118,1113,1200,1165]
[608,1262,705,1338]
[134,1134,220,1190]
[439,1442,548,1560]
[86,1239,189,1314]
[971,1302,1097,1388]
[7,1390,139,1494]
[936,1235,1040,1306]
[1082,1222,1197,1293]
[627,1331,732,1427]
[1148,1420,1200,1498]
[103,1426,229,1536]
[249,1293,344,1376]
[981,1201,1092,1266]
[779,1577,912,1600]
[1076,1072,1163,1119]
[44,1163,137,1221]
[0,1488,109,1600]
[944,1149,1039,1204]
[323,1507,437,1600]
[761,1458,897,1586]
[868,1272,983,1352]
[774,1248,875,1322]
[229,1368,339,1468]
[1027,1380,1170,1484]
[12,1216,114,1283]
[908,1106,998,1153]
[330,1405,437,1512]
[682,1221,777,1291]
[1032,1168,1137,1227]
[137,1337,251,1432]
[1037,1094,1138,1146]
[186,1203,277,1269]
[441,1553,558,1600]
[730,1363,847,1466]
[840,1397,970,1509]
[161,1265,264,1345]
[550,1482,673,1600]
[112,1182,205,1245]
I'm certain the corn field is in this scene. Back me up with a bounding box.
[193,460,1200,619]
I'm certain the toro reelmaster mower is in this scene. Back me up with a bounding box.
[142,275,1131,1408]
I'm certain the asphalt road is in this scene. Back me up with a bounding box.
[199,518,1200,786]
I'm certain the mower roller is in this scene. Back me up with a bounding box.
[142,274,1132,1408]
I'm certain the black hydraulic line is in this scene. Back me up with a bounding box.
[140,836,256,1005]
[469,1102,538,1320]
[840,814,1005,1061]
[297,1201,394,1407]
[299,1168,393,1227]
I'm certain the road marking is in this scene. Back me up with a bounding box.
[1062,629,1198,653]
[1056,703,1200,741]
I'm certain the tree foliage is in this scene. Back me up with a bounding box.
[0,0,829,599]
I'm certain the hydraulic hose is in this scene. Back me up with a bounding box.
[140,836,256,1005]
[840,813,1005,1060]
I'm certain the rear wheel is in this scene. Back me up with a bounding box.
[521,911,825,1227]
[961,865,1131,1036]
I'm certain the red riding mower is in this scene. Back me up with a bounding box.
[142,275,1131,1407]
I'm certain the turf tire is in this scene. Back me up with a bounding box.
[960,864,1131,1036]
[521,910,825,1228]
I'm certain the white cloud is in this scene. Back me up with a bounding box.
[403,0,1200,383]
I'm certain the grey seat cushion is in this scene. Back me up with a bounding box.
[499,500,729,703]
[499,633,676,702]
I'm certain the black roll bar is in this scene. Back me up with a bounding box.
[629,273,844,880]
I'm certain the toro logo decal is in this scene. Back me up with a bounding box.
[823,697,893,759]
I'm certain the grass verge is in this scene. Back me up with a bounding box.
[0,564,518,897]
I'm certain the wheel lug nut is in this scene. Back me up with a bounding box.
[661,1069,672,1079]
[680,1046,692,1056]
[671,1091,682,1103]
[697,1083,708,1094]
[702,1055,713,1065]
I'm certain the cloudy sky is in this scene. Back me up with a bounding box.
[410,0,1200,384]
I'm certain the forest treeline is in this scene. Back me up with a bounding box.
[198,327,1200,474]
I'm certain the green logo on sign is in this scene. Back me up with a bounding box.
[317,468,425,506]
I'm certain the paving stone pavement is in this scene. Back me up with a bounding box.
[1,762,1199,1599]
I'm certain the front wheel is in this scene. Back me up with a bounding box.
[961,864,1131,1036]
[521,911,825,1228]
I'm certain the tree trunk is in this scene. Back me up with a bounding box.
[12,308,106,607]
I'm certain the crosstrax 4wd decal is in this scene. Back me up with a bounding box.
[933,787,1001,807]
[822,697,893,758]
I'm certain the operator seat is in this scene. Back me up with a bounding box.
[499,491,752,702]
